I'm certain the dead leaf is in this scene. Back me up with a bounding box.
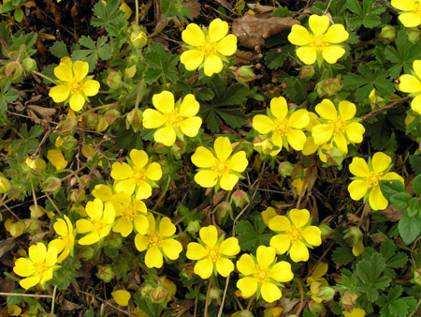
[184,0,200,19]
[27,105,56,120]
[232,14,298,49]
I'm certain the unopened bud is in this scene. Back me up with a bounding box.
[233,65,256,83]
[316,77,342,97]
[299,65,315,79]
[106,70,122,89]
[129,25,148,49]
[4,61,23,80]
[231,190,250,209]
[0,174,11,193]
[96,265,114,283]
[22,57,37,72]
[216,201,232,224]
[25,156,46,172]
[407,29,420,44]
[278,161,294,177]
[126,108,143,132]
[379,25,396,42]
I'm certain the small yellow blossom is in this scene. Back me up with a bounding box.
[13,242,59,290]
[311,99,365,154]
[236,245,293,303]
[111,149,162,200]
[306,262,335,303]
[112,193,149,237]
[391,0,421,28]
[76,198,115,245]
[344,307,366,317]
[0,173,11,193]
[186,225,240,279]
[134,214,182,268]
[49,57,100,111]
[288,14,349,65]
[397,60,421,114]
[261,207,278,226]
[180,18,237,76]
[143,91,202,146]
[252,96,310,152]
[112,289,131,306]
[268,208,322,262]
[48,215,75,263]
[47,149,68,171]
[191,136,248,191]
[347,152,404,210]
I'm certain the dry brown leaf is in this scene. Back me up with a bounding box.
[232,14,298,49]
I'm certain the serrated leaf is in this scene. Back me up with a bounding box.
[398,215,421,245]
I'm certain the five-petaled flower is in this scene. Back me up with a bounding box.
[391,0,421,28]
[288,14,349,65]
[76,198,116,245]
[311,99,365,154]
[111,149,162,200]
[186,225,240,279]
[143,91,202,146]
[268,208,322,262]
[180,18,237,76]
[236,246,293,303]
[397,60,421,115]
[252,96,310,152]
[191,136,248,191]
[134,214,182,268]
[347,152,404,210]
[13,242,59,290]
[48,215,75,263]
[49,57,100,111]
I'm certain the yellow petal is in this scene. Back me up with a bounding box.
[194,257,214,279]
[78,231,100,245]
[368,186,388,210]
[143,109,165,129]
[111,162,133,180]
[269,261,293,282]
[219,237,240,256]
[398,74,421,93]
[72,60,89,81]
[256,245,276,269]
[179,94,200,116]
[227,151,248,172]
[261,282,282,303]
[152,90,174,113]
[252,114,274,134]
[236,254,257,275]
[338,100,356,120]
[301,226,322,246]
[19,276,40,290]
[113,218,133,237]
[270,96,288,119]
[288,109,310,129]
[216,34,237,56]
[130,149,149,169]
[133,214,149,235]
[348,180,369,200]
[194,170,218,188]
[316,99,337,120]
[154,126,177,146]
[112,289,131,306]
[161,238,182,260]
[14,258,35,277]
[82,79,100,97]
[391,0,416,10]
[236,277,258,298]
[312,124,333,144]
[261,207,278,226]
[208,18,229,42]
[145,162,162,181]
[413,60,421,79]
[288,209,310,228]
[180,49,204,71]
[333,132,348,154]
[191,146,217,168]
[398,12,421,28]
[145,246,163,268]
[75,219,94,233]
[286,129,307,151]
[92,184,113,201]
[134,234,149,251]
[349,157,369,177]
[54,58,73,82]
[47,149,67,171]
[270,234,291,254]
[199,225,218,247]
[182,23,205,46]
[345,122,365,144]
[214,136,232,161]
[215,257,234,277]
[115,179,136,196]
[85,199,103,220]
[288,25,313,46]
[135,180,152,200]
[289,240,309,262]
[323,24,349,43]
[179,117,202,137]
[69,93,85,111]
[159,217,176,237]
[296,46,317,65]
[321,45,346,64]
[268,215,291,232]
[411,95,421,114]
[371,152,391,173]
[381,172,404,183]
[220,173,239,191]
[203,54,223,76]
[308,15,330,35]
[186,242,208,260]
[53,218,68,236]
[49,85,70,103]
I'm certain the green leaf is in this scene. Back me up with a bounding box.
[380,180,405,199]
[236,214,271,252]
[0,85,18,124]
[332,246,354,266]
[412,175,421,195]
[143,43,178,84]
[91,0,128,39]
[389,192,411,211]
[72,36,113,70]
[49,41,69,58]
[398,215,421,245]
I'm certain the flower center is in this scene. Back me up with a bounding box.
[93,221,107,233]
[215,161,230,175]
[332,119,346,133]
[149,234,161,247]
[312,36,327,49]
[256,269,268,282]
[69,80,82,93]
[165,111,183,125]
[367,172,380,187]
[208,248,220,262]
[134,169,146,182]
[274,119,289,135]
[289,227,301,240]
[202,42,216,56]
[34,262,49,275]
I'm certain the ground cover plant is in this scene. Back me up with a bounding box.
[0,0,420,316]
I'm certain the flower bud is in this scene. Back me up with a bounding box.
[22,57,37,72]
[129,25,148,49]
[25,156,46,172]
[186,220,201,234]
[141,276,177,304]
[278,161,294,177]
[230,190,250,209]
[29,205,45,219]
[407,29,420,44]
[233,65,256,83]
[5,219,26,237]
[216,201,232,224]
[106,70,122,89]
[96,265,114,283]
[231,311,254,317]
[263,307,283,317]
[42,176,61,192]
[70,188,86,203]
[124,65,137,78]
[0,174,11,193]
[319,223,333,237]
[126,108,143,132]
[379,25,396,42]
[80,246,95,260]
[119,1,132,19]
[4,61,23,81]
[316,77,342,97]
[299,65,315,79]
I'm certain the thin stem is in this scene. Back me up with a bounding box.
[50,286,57,314]
[32,71,56,84]
[0,292,53,298]
[135,0,139,24]
[204,278,213,317]
[217,276,230,317]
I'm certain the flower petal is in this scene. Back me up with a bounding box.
[145,162,162,181]
[308,15,330,35]
[261,282,282,303]
[216,34,237,56]
[134,234,149,251]
[371,152,391,173]
[182,23,205,46]
[270,234,291,255]
[199,225,218,247]
[333,132,348,154]
[54,57,73,81]
[186,242,208,260]
[214,136,232,161]
[296,46,317,65]
[301,226,322,246]
[49,85,70,103]
[208,18,229,42]
[152,90,174,114]
[161,238,182,260]
[82,79,100,97]
[398,74,421,93]
[323,24,349,43]
[391,0,416,10]
[345,122,365,144]
[236,254,257,275]
[191,147,217,168]
[179,94,200,117]
[338,100,356,120]
[270,96,288,119]
[145,246,163,268]
[180,117,202,137]
[348,180,369,200]
[349,157,369,177]
[194,170,218,188]
[321,45,346,64]
[288,109,310,129]
[111,162,133,180]
[236,277,258,298]
[154,126,177,146]
[288,209,310,228]
[159,217,176,237]
[19,276,40,290]
[398,12,421,28]
[315,99,337,120]
[381,172,404,183]
[219,237,240,256]
[312,124,334,144]
[289,240,309,262]
[268,215,291,232]
[203,54,223,76]
[69,93,85,111]
[288,25,313,46]
[286,129,307,151]
[368,186,388,210]
[142,109,165,129]
[220,173,239,191]
[227,151,248,172]
[256,245,276,269]
[72,61,89,81]
[194,258,214,279]
[252,115,274,134]
[269,261,294,282]
[14,258,35,277]
[411,95,421,114]
[180,49,205,71]
[215,257,234,277]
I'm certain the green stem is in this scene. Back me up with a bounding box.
[32,71,56,84]
[135,0,139,24]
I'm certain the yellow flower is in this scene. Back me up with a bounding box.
[112,193,149,237]
[311,99,365,154]
[186,225,240,279]
[76,198,115,245]
[252,96,310,152]
[13,242,59,290]
[391,0,421,28]
[49,57,100,112]
[112,289,131,306]
[347,152,404,211]
[134,214,182,268]
[236,246,293,303]
[47,149,68,171]
[180,18,237,76]
[288,14,349,65]
[48,215,75,263]
[398,60,421,114]
[191,136,248,191]
[111,149,162,200]
[267,208,322,262]
[143,91,202,146]
[344,307,366,317]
